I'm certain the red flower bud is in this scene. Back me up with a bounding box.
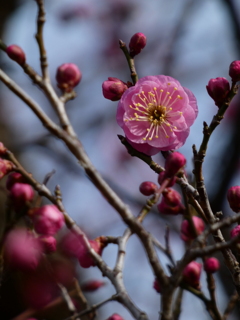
[204,257,220,274]
[158,171,176,187]
[157,189,185,215]
[81,279,106,292]
[230,225,240,242]
[139,181,158,196]
[6,44,26,65]
[32,205,64,235]
[129,32,147,57]
[180,216,205,242]
[183,261,202,288]
[9,182,34,207]
[0,159,14,179]
[153,278,161,293]
[0,142,7,156]
[227,186,240,212]
[164,152,186,178]
[78,238,106,268]
[229,60,240,82]
[102,77,128,101]
[56,63,82,92]
[39,235,57,254]
[106,314,125,320]
[206,77,230,107]
[6,172,29,190]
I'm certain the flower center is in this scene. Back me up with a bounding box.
[124,84,183,141]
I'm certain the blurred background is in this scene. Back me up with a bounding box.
[0,0,240,319]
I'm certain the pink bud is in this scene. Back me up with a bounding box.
[206,77,230,107]
[158,188,185,215]
[164,152,186,178]
[230,225,240,242]
[32,205,64,235]
[180,216,205,242]
[204,257,220,273]
[158,171,176,187]
[0,142,7,156]
[129,32,147,57]
[81,279,106,292]
[139,181,158,196]
[39,235,57,254]
[56,63,82,92]
[153,278,161,293]
[106,314,125,320]
[183,261,202,288]
[227,186,240,212]
[78,238,106,268]
[4,229,42,271]
[229,60,240,82]
[6,172,29,190]
[6,44,26,65]
[0,159,14,179]
[9,182,34,207]
[60,232,83,258]
[102,77,128,101]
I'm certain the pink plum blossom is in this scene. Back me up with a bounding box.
[116,75,198,155]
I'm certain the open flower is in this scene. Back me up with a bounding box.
[116,75,198,155]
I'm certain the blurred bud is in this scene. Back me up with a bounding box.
[229,60,240,82]
[183,261,202,288]
[56,63,82,92]
[81,279,106,292]
[39,235,57,254]
[129,32,147,57]
[60,232,83,258]
[139,181,158,196]
[6,44,26,65]
[0,142,7,156]
[9,182,34,208]
[153,278,161,293]
[230,225,240,242]
[164,152,186,178]
[0,159,14,179]
[158,171,176,187]
[180,216,205,242]
[6,172,29,190]
[227,186,240,212]
[4,229,42,271]
[106,314,125,320]
[32,205,64,235]
[204,257,220,274]
[78,237,107,268]
[206,77,230,107]
[102,77,128,101]
[157,188,185,215]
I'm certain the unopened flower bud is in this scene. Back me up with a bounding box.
[106,314,125,320]
[139,181,158,196]
[129,32,147,57]
[102,77,128,101]
[183,261,202,288]
[164,152,186,178]
[9,182,34,207]
[204,257,220,274]
[81,279,106,292]
[181,216,205,242]
[4,229,42,271]
[6,44,26,65]
[206,77,230,107]
[78,237,107,268]
[153,278,161,293]
[32,205,64,235]
[158,171,176,187]
[230,225,240,242]
[56,63,82,92]
[158,188,185,215]
[39,235,57,254]
[0,159,14,179]
[227,186,240,212]
[229,60,240,82]
[6,172,30,190]
[0,142,7,156]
